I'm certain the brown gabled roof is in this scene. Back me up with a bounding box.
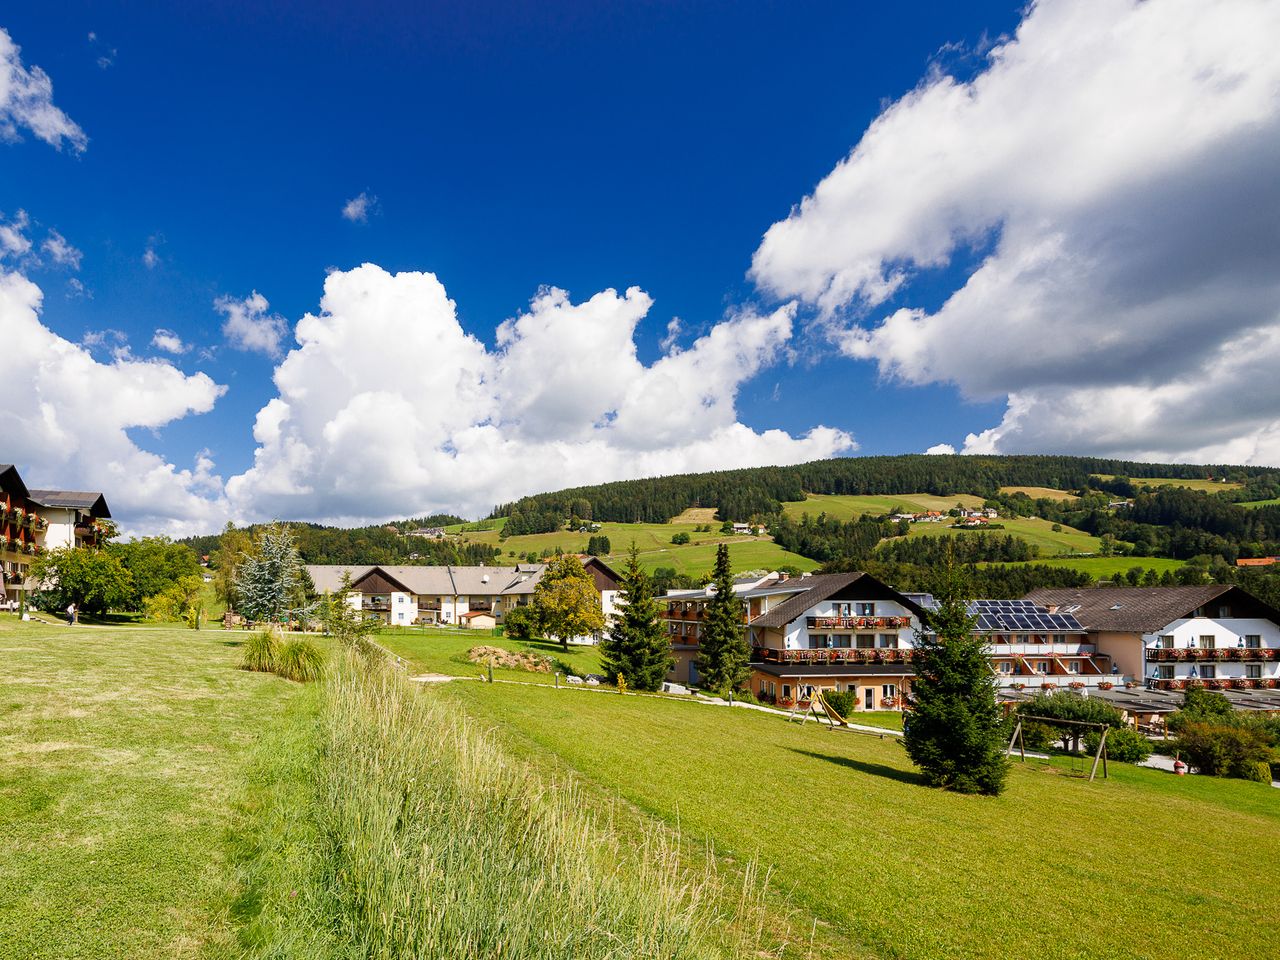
[1023,585,1280,633]
[750,572,930,629]
[27,489,111,518]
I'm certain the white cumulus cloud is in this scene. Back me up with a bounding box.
[752,0,1280,465]
[226,264,852,524]
[0,28,87,152]
[216,290,289,357]
[0,269,228,534]
[342,192,377,223]
[924,443,956,456]
[150,328,188,354]
[41,229,81,269]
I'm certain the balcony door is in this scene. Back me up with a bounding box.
[863,687,874,710]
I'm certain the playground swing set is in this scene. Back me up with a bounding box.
[788,688,900,741]
[1007,715,1110,781]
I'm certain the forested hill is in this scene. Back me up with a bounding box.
[490,454,1279,528]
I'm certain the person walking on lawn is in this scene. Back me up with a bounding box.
[66,602,77,626]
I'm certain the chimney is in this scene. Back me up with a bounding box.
[1046,604,1059,614]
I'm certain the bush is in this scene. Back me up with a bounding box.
[822,690,857,718]
[1083,726,1153,764]
[1176,722,1275,778]
[670,532,691,545]
[275,638,325,683]
[1020,721,1057,752]
[1245,760,1274,784]
[502,604,540,642]
[241,629,280,673]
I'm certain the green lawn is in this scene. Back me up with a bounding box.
[0,617,311,959]
[1004,555,1185,578]
[782,492,985,521]
[444,681,1280,960]
[905,515,1103,555]
[378,625,606,682]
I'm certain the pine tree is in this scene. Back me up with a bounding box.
[601,545,673,691]
[903,550,1008,795]
[234,523,311,624]
[697,543,749,694]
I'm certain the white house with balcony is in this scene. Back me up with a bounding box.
[1026,586,1280,695]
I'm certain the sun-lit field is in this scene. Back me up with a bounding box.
[998,555,1185,578]
[377,626,606,681]
[998,485,1080,501]
[782,492,986,521]
[0,617,311,959]
[905,515,1103,555]
[1239,498,1280,509]
[1093,475,1243,493]
[446,680,1280,960]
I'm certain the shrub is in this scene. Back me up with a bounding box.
[502,604,540,642]
[1176,722,1275,778]
[822,690,857,718]
[275,638,325,683]
[670,532,691,545]
[1083,726,1153,764]
[241,629,280,673]
[1245,760,1273,784]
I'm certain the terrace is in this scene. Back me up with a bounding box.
[806,615,911,630]
[1146,647,1277,662]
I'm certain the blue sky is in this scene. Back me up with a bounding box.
[3,1,1277,532]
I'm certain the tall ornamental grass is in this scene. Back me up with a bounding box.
[241,629,281,673]
[245,651,757,958]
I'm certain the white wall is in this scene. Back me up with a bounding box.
[783,598,922,650]
[1142,616,1280,680]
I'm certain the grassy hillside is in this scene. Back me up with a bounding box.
[1239,497,1280,509]
[629,539,819,576]
[782,492,985,520]
[1094,474,1244,493]
[905,515,1104,554]
[379,626,606,682]
[1003,555,1185,577]
[998,485,1080,501]
[0,618,311,958]
[448,680,1280,960]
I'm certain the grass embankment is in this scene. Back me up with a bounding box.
[1240,497,1280,509]
[241,654,764,959]
[998,485,1080,501]
[0,617,308,958]
[906,515,1103,554]
[1014,555,1185,577]
[378,626,606,682]
[448,681,1280,960]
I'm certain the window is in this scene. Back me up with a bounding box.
[832,602,851,618]
[1159,635,1174,648]
[1246,664,1262,679]
[882,684,897,700]
[1017,634,1030,644]
[856,602,875,617]
[833,635,851,648]
[782,684,792,700]
[877,633,896,648]
[1036,661,1050,674]
[999,661,1013,674]
[856,634,875,649]
[768,682,775,698]
[1068,661,1080,674]
[1053,634,1066,644]
[1218,604,1232,618]
[1245,634,1262,649]
[1201,665,1216,679]
[1158,665,1175,679]
[1200,635,1216,649]
[811,635,830,649]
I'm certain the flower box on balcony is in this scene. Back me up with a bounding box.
[1010,682,1026,690]
[1041,683,1057,690]
[1068,681,1085,689]
[1097,681,1114,690]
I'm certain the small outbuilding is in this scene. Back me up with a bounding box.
[460,610,497,630]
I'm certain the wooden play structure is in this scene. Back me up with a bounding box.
[1007,715,1110,781]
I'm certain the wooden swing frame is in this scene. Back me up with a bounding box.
[1007,715,1110,781]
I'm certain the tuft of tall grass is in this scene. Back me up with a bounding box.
[276,638,325,683]
[241,629,280,674]
[243,652,757,958]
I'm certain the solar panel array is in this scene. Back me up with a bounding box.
[968,599,1084,633]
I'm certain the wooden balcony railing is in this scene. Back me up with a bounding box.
[756,647,917,665]
[1151,677,1279,691]
[806,616,911,630]
[1146,648,1276,663]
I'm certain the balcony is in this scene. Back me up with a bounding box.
[990,643,1096,656]
[1145,647,1277,663]
[806,615,911,630]
[756,647,917,665]
[1151,677,1280,691]
[361,599,391,612]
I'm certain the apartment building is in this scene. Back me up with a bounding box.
[305,563,546,626]
[1,464,111,606]
[1026,585,1280,696]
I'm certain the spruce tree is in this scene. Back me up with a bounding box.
[903,551,1008,795]
[600,545,673,691]
[234,523,312,624]
[698,543,750,694]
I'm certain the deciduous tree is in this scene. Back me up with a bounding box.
[532,554,604,652]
